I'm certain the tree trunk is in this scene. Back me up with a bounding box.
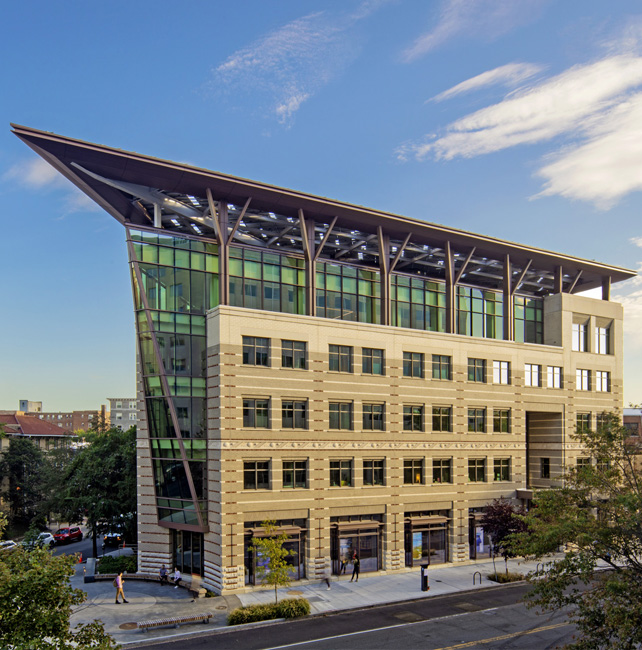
[91,521,98,559]
[275,584,278,604]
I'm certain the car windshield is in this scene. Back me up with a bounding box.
[55,529,69,534]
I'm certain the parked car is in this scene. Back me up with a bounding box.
[0,540,17,552]
[103,530,123,546]
[22,532,56,550]
[53,526,83,544]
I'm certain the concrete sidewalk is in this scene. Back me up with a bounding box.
[69,555,563,647]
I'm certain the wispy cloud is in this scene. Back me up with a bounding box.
[398,34,642,208]
[3,157,99,214]
[210,1,388,125]
[402,0,546,63]
[430,62,544,102]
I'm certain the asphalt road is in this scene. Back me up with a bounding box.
[134,583,577,650]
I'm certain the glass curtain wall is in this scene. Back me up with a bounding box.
[129,230,218,528]
[456,286,503,339]
[229,248,305,314]
[316,262,381,323]
[514,295,543,343]
[390,275,446,331]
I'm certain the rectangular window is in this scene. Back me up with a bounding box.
[363,404,385,431]
[577,412,591,432]
[403,459,424,484]
[576,457,591,469]
[596,371,610,392]
[330,460,353,487]
[576,369,591,391]
[244,461,270,489]
[282,460,307,488]
[595,326,610,355]
[281,340,307,369]
[468,458,486,482]
[243,336,270,366]
[329,345,353,373]
[468,408,486,433]
[432,458,452,483]
[467,358,486,383]
[432,406,452,432]
[493,458,511,481]
[363,459,385,486]
[493,409,511,433]
[541,457,550,479]
[243,399,270,428]
[432,354,452,380]
[362,348,385,375]
[403,352,424,378]
[403,405,424,432]
[547,366,562,389]
[282,400,307,429]
[329,402,353,430]
[572,322,588,352]
[493,361,510,385]
[524,364,541,387]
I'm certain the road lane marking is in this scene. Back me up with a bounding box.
[433,622,573,649]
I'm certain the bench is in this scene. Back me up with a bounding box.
[137,612,213,632]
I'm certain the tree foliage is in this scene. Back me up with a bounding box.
[251,520,295,603]
[0,438,48,529]
[0,516,117,649]
[510,412,642,649]
[480,497,527,576]
[54,427,137,558]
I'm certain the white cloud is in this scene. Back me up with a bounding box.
[613,270,642,348]
[211,2,386,125]
[3,156,99,214]
[430,62,544,102]
[398,51,642,207]
[402,0,546,63]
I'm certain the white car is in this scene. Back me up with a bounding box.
[0,540,17,552]
[35,532,55,549]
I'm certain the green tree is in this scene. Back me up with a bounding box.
[510,412,642,649]
[480,497,527,578]
[54,427,137,558]
[0,511,117,649]
[0,438,47,530]
[251,520,294,603]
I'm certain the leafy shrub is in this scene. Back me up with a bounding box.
[487,571,524,583]
[97,554,137,574]
[228,598,310,625]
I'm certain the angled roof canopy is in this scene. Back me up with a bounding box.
[12,124,636,297]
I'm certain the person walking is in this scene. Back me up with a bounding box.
[173,567,182,589]
[159,565,169,586]
[114,571,128,604]
[350,553,360,582]
[321,562,331,590]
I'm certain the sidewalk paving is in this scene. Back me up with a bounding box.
[69,555,567,647]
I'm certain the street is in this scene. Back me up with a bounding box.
[135,583,577,650]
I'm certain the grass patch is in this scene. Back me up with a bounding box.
[228,598,310,625]
[97,554,137,574]
[487,571,524,583]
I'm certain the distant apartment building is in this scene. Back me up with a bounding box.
[19,400,42,413]
[108,398,138,430]
[23,402,109,433]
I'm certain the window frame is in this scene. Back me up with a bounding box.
[403,405,424,432]
[493,458,511,482]
[492,360,510,385]
[330,459,353,487]
[329,344,353,373]
[242,336,270,366]
[363,459,385,486]
[432,406,452,432]
[243,398,270,428]
[540,457,550,479]
[595,370,610,392]
[403,458,425,485]
[467,408,486,433]
[362,348,385,375]
[576,369,591,391]
[524,363,541,387]
[329,402,353,430]
[467,358,486,383]
[432,458,452,484]
[403,351,424,378]
[432,354,452,380]
[282,460,307,489]
[362,403,385,431]
[281,400,308,429]
[493,409,511,433]
[281,340,307,369]
[244,460,270,490]
[468,458,486,482]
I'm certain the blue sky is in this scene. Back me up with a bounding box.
[2,0,642,410]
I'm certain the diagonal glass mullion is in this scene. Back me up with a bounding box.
[127,232,206,531]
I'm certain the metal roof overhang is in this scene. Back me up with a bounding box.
[11,124,636,293]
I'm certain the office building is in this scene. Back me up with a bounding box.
[13,124,635,594]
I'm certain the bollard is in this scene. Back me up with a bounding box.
[420,565,430,591]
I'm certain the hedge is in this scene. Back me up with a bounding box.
[96,554,137,574]
[487,571,524,583]
[228,598,310,625]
